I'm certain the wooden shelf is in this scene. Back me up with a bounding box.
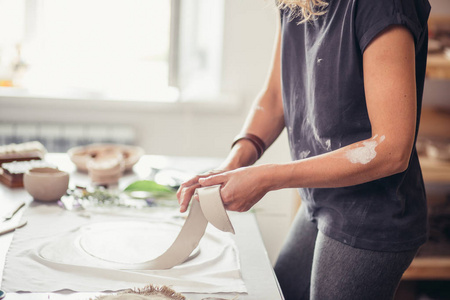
[426,16,450,79]
[403,257,450,280]
[418,107,450,183]
[412,155,450,281]
[401,107,450,281]
[420,156,450,183]
[419,107,450,139]
[427,53,450,79]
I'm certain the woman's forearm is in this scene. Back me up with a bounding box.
[197,132,413,212]
[265,134,410,192]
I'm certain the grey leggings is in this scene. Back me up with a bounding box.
[274,205,418,300]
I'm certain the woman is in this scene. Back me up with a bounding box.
[177,0,431,299]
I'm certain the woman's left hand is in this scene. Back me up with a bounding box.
[198,165,272,212]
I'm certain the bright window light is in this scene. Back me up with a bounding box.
[1,0,175,101]
[0,0,224,103]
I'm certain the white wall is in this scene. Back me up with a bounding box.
[0,0,297,264]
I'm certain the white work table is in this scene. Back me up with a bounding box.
[0,154,283,300]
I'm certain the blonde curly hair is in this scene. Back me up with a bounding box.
[277,0,328,23]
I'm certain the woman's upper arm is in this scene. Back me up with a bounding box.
[241,22,284,146]
[363,25,417,171]
[265,25,283,105]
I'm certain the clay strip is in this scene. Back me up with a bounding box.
[118,184,234,270]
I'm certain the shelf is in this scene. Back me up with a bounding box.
[427,53,450,79]
[418,107,450,183]
[403,257,450,280]
[426,16,450,80]
[419,156,450,184]
[403,105,450,281]
[419,107,450,139]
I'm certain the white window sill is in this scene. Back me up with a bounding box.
[0,87,242,115]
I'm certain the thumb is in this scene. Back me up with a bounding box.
[198,174,225,187]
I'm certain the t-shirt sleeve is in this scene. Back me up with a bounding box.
[355,0,431,53]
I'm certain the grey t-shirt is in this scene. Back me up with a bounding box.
[280,0,431,251]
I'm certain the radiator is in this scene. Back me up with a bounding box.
[0,123,137,152]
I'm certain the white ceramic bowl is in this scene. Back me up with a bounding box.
[24,167,70,202]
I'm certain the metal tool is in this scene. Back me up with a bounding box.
[0,219,28,236]
[2,201,25,222]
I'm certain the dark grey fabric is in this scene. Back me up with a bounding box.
[279,0,431,251]
[275,205,318,299]
[275,205,418,300]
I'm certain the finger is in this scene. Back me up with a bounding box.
[177,175,200,199]
[179,183,201,213]
[202,169,224,176]
[193,193,199,202]
[198,174,226,187]
[179,175,200,190]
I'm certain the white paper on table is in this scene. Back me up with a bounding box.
[1,203,246,294]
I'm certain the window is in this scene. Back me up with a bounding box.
[0,0,224,102]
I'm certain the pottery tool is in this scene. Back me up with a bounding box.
[1,201,25,222]
[0,220,27,236]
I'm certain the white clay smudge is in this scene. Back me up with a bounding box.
[346,135,385,165]
[305,117,332,151]
[298,150,311,159]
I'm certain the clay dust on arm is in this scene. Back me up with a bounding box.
[345,135,385,165]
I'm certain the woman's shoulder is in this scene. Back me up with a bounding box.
[354,0,431,52]
[354,0,431,27]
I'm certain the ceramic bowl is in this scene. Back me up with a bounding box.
[67,143,144,172]
[87,152,125,185]
[24,167,70,202]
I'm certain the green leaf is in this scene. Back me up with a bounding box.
[123,180,175,194]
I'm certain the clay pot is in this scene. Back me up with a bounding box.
[68,144,144,172]
[24,167,69,202]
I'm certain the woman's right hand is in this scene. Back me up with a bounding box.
[176,140,260,213]
[176,169,226,213]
